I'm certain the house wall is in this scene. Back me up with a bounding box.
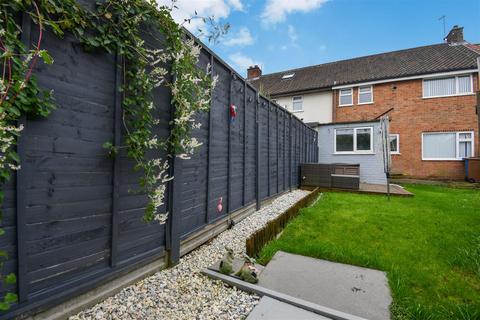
[274,91,333,124]
[334,73,479,180]
[316,121,388,185]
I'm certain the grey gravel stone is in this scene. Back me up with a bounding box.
[70,190,309,320]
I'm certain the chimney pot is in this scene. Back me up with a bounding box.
[247,65,262,80]
[445,25,464,44]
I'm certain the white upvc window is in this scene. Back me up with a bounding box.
[334,127,373,154]
[339,88,353,106]
[423,74,473,98]
[389,134,400,154]
[422,131,474,160]
[358,85,373,104]
[292,96,303,112]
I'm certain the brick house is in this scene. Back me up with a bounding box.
[249,26,480,180]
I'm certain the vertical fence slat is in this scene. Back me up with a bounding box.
[206,54,214,223]
[110,52,122,267]
[16,12,32,304]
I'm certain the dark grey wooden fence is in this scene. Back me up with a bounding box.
[0,4,318,318]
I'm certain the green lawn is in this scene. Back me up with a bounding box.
[258,185,480,320]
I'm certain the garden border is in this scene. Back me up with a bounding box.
[246,187,321,257]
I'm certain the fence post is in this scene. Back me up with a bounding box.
[276,107,279,194]
[206,54,214,223]
[267,101,270,197]
[227,72,233,213]
[110,51,122,268]
[283,110,286,190]
[15,12,33,304]
[167,72,182,265]
[242,81,247,206]
[255,94,261,210]
[289,115,292,191]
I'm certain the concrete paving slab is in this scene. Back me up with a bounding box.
[258,251,392,320]
[247,296,331,320]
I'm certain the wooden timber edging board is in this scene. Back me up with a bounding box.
[246,188,321,257]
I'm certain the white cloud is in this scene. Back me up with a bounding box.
[261,0,329,25]
[229,52,262,73]
[157,0,244,31]
[287,25,297,42]
[223,27,255,46]
[227,0,244,11]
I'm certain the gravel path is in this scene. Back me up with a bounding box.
[71,190,309,320]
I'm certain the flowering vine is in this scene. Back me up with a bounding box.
[0,0,219,310]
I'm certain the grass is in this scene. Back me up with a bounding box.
[258,185,480,320]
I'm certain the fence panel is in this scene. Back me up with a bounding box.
[0,5,319,317]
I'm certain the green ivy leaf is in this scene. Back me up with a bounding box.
[0,302,9,311]
[4,293,18,304]
[5,273,17,285]
[38,50,54,65]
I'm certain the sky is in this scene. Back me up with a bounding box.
[158,0,480,77]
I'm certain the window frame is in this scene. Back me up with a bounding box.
[389,134,400,154]
[421,131,474,161]
[339,88,353,106]
[292,95,303,112]
[358,85,373,104]
[422,74,474,99]
[334,126,374,154]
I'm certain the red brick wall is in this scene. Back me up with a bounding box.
[334,74,479,180]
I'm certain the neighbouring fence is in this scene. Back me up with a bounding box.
[0,4,318,318]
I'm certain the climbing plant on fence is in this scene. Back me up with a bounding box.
[0,0,219,310]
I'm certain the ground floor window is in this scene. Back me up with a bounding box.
[389,134,400,154]
[335,127,373,154]
[422,131,474,160]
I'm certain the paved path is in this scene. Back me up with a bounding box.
[247,296,330,320]
[258,251,392,320]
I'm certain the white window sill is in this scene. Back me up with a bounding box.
[422,92,475,99]
[338,104,353,107]
[358,102,374,105]
[292,110,304,113]
[334,152,375,155]
[391,152,400,155]
[422,158,465,161]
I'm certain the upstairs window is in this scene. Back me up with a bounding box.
[292,96,303,112]
[335,127,373,154]
[358,85,373,104]
[422,131,474,160]
[339,88,353,106]
[423,74,473,98]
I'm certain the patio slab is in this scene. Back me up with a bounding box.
[246,296,331,320]
[258,251,392,320]
[359,183,412,196]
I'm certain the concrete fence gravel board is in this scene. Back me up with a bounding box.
[0,3,318,318]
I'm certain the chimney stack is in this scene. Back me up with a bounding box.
[247,65,262,80]
[445,25,464,44]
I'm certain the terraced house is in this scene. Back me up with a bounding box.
[249,26,480,180]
